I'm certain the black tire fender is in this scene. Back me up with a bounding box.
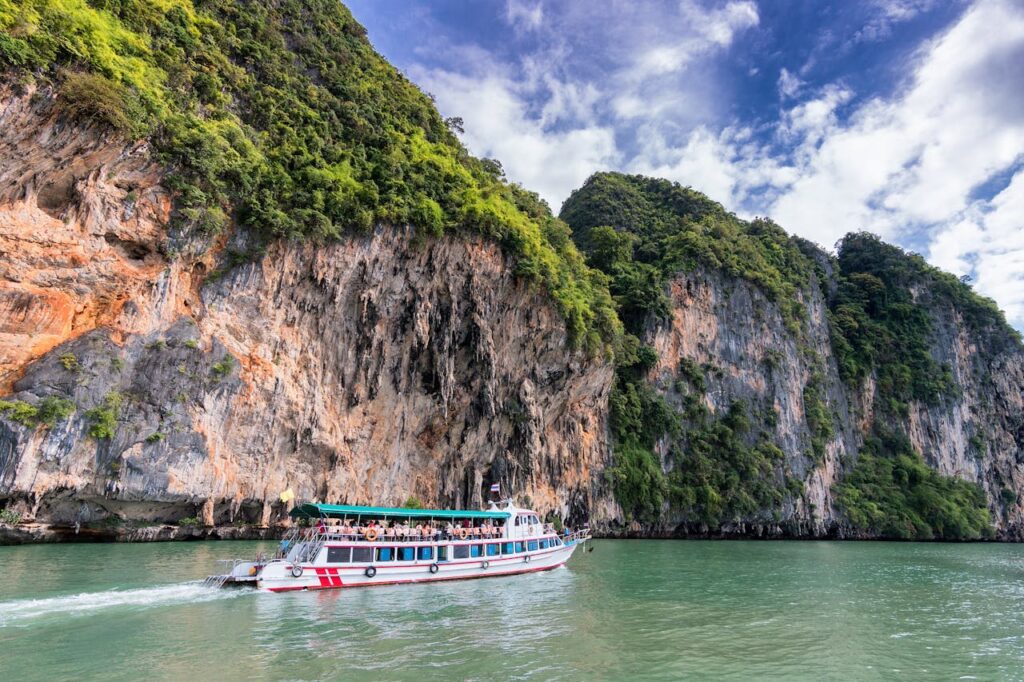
[429,563,439,574]
[524,555,531,563]
[481,560,490,569]
[291,565,303,578]
[365,566,377,578]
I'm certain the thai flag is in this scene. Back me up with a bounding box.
[490,483,500,493]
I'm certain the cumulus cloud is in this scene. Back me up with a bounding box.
[397,0,1024,325]
[413,67,619,209]
[505,0,543,33]
[929,171,1024,325]
[777,68,804,99]
[853,0,941,44]
[770,0,1024,249]
[410,0,760,208]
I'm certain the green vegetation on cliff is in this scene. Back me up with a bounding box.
[0,0,618,348]
[561,172,818,333]
[567,173,816,524]
[836,432,992,540]
[564,172,1011,537]
[0,397,75,428]
[828,232,1020,410]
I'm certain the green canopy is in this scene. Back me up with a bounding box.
[290,502,510,521]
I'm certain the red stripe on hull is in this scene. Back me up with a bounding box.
[265,561,566,592]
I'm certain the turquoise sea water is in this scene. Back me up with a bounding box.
[2,539,1024,680]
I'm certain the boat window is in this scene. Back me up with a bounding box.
[503,542,514,554]
[486,543,499,556]
[453,545,470,559]
[352,547,373,563]
[437,546,448,562]
[399,547,415,561]
[527,541,538,551]
[470,544,481,558]
[376,547,394,562]
[418,546,433,561]
[514,516,520,526]
[515,542,524,553]
[327,547,351,563]
[539,540,549,549]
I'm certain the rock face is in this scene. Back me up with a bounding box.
[894,294,1024,538]
[644,266,857,537]
[641,266,1024,539]
[0,87,615,530]
[1,87,1022,541]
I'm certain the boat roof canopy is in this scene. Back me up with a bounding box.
[290,503,511,521]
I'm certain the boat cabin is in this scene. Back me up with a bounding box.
[281,500,567,567]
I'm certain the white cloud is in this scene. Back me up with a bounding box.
[614,1,759,118]
[682,0,760,47]
[506,0,543,33]
[408,1,760,209]
[769,0,1024,248]
[929,170,1024,325]
[413,67,619,209]
[629,125,797,213]
[393,0,1024,325]
[777,68,804,99]
[854,0,940,44]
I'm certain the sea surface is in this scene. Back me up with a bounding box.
[2,539,1023,680]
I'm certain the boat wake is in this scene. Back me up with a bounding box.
[0,581,249,627]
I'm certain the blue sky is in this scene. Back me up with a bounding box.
[348,0,1024,327]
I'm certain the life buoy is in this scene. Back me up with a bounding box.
[365,566,377,578]
[429,563,439,574]
[364,528,379,542]
[458,527,469,540]
[481,560,489,569]
[291,565,303,578]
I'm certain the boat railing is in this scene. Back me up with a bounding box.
[307,529,566,542]
[285,524,569,547]
[564,528,591,545]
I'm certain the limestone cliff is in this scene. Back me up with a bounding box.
[0,86,614,534]
[562,172,1024,540]
[637,263,1024,539]
[2,0,1023,542]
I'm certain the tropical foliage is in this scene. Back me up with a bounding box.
[564,173,816,524]
[836,432,992,540]
[828,233,1020,410]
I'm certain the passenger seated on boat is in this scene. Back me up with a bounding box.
[342,520,354,537]
[445,522,455,539]
[421,523,432,539]
[384,523,396,539]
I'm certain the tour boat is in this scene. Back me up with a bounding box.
[205,499,590,591]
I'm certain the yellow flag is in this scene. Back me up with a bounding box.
[279,488,294,503]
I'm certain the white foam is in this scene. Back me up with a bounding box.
[0,581,250,627]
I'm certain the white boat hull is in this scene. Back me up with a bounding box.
[256,541,579,592]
